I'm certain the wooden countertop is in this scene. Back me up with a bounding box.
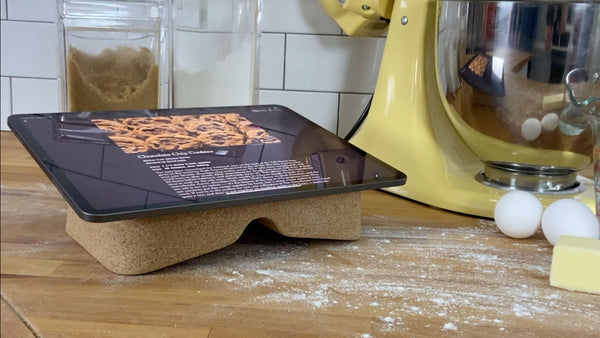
[1,131,599,337]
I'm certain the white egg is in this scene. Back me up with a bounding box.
[494,191,543,238]
[541,199,600,245]
[521,118,542,141]
[541,113,559,131]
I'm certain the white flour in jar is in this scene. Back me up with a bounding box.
[173,47,254,108]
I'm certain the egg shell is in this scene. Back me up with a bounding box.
[541,199,600,245]
[494,191,543,238]
[541,113,559,131]
[521,118,542,141]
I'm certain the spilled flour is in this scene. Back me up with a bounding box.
[443,322,458,331]
[104,217,600,336]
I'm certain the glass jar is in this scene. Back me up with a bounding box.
[172,0,261,108]
[57,0,169,112]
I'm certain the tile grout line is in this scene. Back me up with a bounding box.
[282,32,287,91]
[336,92,341,136]
[9,76,13,119]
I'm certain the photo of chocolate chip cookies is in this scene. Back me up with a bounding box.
[468,54,490,77]
[459,52,505,97]
[92,113,281,154]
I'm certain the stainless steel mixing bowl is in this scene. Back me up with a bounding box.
[438,0,600,192]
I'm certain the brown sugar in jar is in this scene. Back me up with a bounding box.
[67,46,159,112]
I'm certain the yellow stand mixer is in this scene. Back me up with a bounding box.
[320,0,599,217]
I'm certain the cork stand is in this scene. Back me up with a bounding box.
[66,192,361,275]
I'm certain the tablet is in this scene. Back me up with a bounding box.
[8,105,406,222]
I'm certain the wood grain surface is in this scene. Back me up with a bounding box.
[1,131,599,337]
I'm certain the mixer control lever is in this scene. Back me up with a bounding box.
[319,0,393,36]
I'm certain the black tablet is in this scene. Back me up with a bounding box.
[8,105,406,222]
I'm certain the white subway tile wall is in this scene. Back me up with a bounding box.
[284,34,384,93]
[1,21,59,78]
[261,0,341,34]
[1,0,6,20]
[1,77,10,130]
[0,0,385,136]
[260,89,339,132]
[12,77,60,114]
[7,0,57,22]
[258,33,285,90]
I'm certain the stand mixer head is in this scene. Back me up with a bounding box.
[320,0,600,217]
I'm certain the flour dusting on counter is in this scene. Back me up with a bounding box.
[443,322,458,331]
[152,216,600,335]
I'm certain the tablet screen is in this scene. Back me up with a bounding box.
[8,105,406,222]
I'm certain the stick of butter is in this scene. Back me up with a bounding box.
[542,93,565,111]
[550,235,600,294]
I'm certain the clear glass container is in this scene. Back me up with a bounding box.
[172,0,261,108]
[57,0,169,112]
